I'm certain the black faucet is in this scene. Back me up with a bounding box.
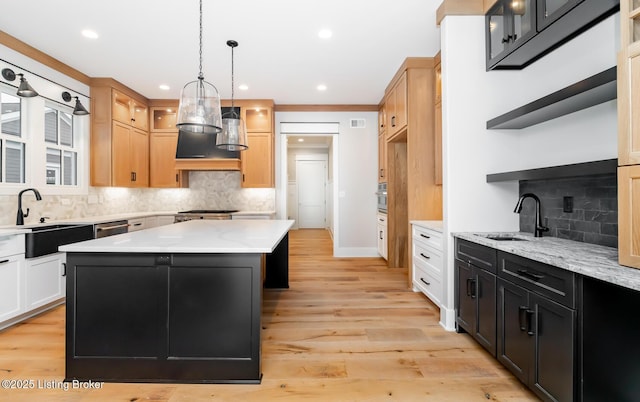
[514,193,549,238]
[16,188,42,225]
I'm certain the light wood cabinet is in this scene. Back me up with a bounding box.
[386,71,408,140]
[434,53,443,186]
[619,1,640,268]
[378,132,387,182]
[90,79,150,187]
[149,104,188,188]
[224,99,275,188]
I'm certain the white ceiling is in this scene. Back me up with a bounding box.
[0,0,442,105]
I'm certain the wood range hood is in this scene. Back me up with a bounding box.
[174,158,241,171]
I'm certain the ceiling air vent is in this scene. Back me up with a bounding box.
[350,119,366,128]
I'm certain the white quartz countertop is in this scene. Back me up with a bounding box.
[411,220,443,232]
[0,228,29,236]
[455,232,640,292]
[60,219,295,254]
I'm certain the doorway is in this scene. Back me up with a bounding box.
[296,157,328,228]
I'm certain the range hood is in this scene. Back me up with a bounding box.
[174,107,241,171]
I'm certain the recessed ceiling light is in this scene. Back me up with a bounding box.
[317,84,327,91]
[81,29,99,39]
[239,84,249,91]
[318,29,332,39]
[298,138,304,142]
[159,84,170,90]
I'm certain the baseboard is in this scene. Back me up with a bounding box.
[333,247,379,257]
[440,306,456,332]
[0,298,65,332]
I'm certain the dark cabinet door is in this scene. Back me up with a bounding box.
[475,267,497,356]
[497,278,532,384]
[536,0,583,31]
[531,294,575,402]
[486,0,537,69]
[455,259,476,333]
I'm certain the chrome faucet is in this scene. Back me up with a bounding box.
[16,188,42,225]
[514,193,549,238]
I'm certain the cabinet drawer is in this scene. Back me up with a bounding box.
[455,238,497,273]
[413,225,442,249]
[413,263,442,306]
[498,251,576,308]
[413,242,442,276]
[0,234,25,258]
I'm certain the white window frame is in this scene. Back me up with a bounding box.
[0,84,27,187]
[0,84,89,196]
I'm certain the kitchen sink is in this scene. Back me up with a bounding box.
[479,234,529,241]
[25,224,94,258]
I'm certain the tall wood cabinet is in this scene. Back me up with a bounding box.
[90,79,150,187]
[378,103,387,182]
[618,1,640,268]
[434,52,443,186]
[149,102,188,188]
[380,58,443,278]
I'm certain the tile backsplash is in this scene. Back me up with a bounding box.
[0,171,275,226]
[519,173,617,248]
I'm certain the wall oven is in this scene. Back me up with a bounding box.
[376,183,387,213]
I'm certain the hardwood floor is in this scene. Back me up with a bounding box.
[0,229,537,401]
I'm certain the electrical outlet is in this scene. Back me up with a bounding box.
[563,196,573,213]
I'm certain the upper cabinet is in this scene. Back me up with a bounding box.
[486,0,619,70]
[90,79,150,187]
[385,71,408,140]
[149,103,188,188]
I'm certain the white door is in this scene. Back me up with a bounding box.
[297,160,327,228]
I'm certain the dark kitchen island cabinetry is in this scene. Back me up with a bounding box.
[61,219,293,384]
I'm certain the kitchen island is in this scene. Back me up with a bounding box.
[60,219,294,384]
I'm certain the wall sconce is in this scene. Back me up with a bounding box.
[62,91,89,115]
[1,68,39,97]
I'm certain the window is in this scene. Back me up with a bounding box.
[0,91,25,183]
[44,105,77,186]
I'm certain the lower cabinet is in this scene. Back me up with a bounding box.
[412,224,443,306]
[377,213,388,260]
[498,278,576,402]
[455,239,497,356]
[24,252,66,311]
[0,254,24,323]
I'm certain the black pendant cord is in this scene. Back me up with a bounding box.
[198,0,204,80]
[227,40,239,118]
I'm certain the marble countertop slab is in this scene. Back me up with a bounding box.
[454,232,640,292]
[60,219,295,254]
[0,228,29,237]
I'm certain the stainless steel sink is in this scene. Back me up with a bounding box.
[25,224,94,258]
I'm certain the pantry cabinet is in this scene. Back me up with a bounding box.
[434,52,442,185]
[90,79,150,187]
[619,0,640,268]
[385,71,407,140]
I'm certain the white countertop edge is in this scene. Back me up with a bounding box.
[60,219,295,254]
[0,228,29,236]
[410,220,443,232]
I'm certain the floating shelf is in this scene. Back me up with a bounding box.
[486,67,617,130]
[486,159,617,183]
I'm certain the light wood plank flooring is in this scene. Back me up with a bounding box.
[0,229,538,401]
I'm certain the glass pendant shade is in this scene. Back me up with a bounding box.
[16,74,38,97]
[176,77,222,134]
[217,115,248,151]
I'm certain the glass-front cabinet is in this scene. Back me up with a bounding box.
[486,0,536,69]
[536,0,583,31]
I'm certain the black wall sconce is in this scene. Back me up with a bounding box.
[1,68,39,97]
[62,91,89,115]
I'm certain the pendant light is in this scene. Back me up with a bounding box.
[176,0,222,134]
[216,40,248,151]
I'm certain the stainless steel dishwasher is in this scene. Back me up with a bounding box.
[93,220,129,238]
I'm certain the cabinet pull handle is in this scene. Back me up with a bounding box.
[420,253,430,260]
[391,116,396,127]
[0,259,9,264]
[517,269,544,281]
[62,262,67,277]
[469,279,476,299]
[466,278,476,298]
[512,33,517,41]
[176,173,179,182]
[502,34,513,44]
[380,168,383,178]
[526,309,535,336]
[420,277,431,286]
[379,231,383,240]
[519,306,528,332]
[420,233,430,239]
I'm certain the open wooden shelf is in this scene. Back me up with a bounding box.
[486,159,617,182]
[486,67,617,130]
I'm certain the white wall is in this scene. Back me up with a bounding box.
[276,111,378,256]
[439,14,620,330]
